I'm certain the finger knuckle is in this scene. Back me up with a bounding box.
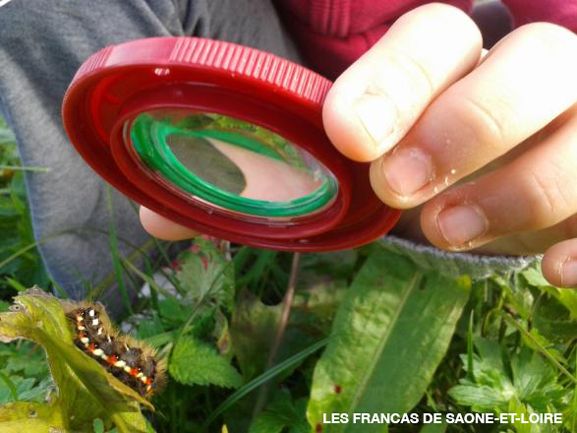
[451,95,508,152]
[526,168,573,223]
[384,48,436,100]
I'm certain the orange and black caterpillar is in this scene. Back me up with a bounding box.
[64,302,166,398]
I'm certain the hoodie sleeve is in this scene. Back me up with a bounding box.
[276,0,577,79]
[275,0,473,79]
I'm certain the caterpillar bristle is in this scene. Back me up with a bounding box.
[65,301,165,399]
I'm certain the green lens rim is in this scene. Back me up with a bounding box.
[129,114,338,217]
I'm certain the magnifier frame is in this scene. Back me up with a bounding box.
[63,37,401,251]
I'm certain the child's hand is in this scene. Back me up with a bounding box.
[322,3,577,287]
[139,3,577,288]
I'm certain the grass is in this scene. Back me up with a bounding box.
[0,117,50,299]
[0,116,576,432]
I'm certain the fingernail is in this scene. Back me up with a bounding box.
[355,93,396,151]
[561,259,577,287]
[438,204,488,247]
[382,148,433,196]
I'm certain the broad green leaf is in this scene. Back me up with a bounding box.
[521,267,551,288]
[0,401,63,432]
[449,382,514,410]
[307,247,471,433]
[169,337,242,388]
[0,288,152,433]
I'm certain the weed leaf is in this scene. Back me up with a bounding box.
[306,247,471,432]
[169,337,242,388]
[176,238,234,312]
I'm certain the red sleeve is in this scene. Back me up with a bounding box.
[277,0,577,80]
[275,0,474,79]
[502,0,577,33]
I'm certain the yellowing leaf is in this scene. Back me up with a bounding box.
[0,401,63,432]
[0,288,152,433]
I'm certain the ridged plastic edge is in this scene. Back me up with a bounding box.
[70,38,331,108]
[169,38,331,105]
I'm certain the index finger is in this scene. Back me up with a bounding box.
[322,3,482,162]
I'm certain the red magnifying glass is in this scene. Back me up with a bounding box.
[63,37,401,252]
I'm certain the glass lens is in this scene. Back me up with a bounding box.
[126,110,338,218]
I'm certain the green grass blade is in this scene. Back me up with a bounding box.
[467,310,475,382]
[105,186,133,315]
[0,165,50,173]
[0,242,39,270]
[202,338,329,430]
[5,277,27,292]
[122,258,180,303]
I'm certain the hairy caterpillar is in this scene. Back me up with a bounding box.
[64,302,166,398]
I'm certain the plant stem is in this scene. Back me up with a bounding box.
[0,164,50,172]
[252,252,301,419]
